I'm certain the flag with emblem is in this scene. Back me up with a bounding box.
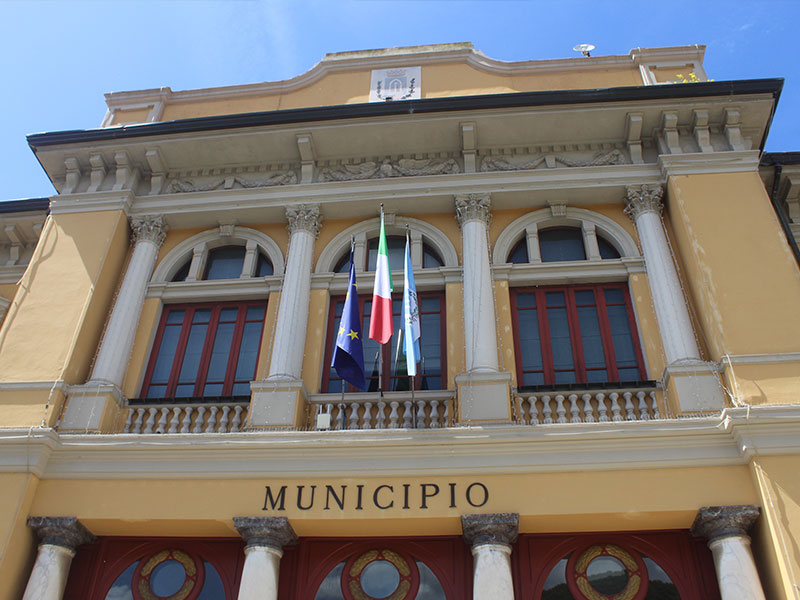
[368,207,394,344]
[332,245,366,391]
[402,229,420,376]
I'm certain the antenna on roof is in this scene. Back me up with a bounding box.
[573,43,595,58]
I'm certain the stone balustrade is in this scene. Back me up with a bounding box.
[308,391,455,430]
[124,401,249,434]
[513,386,661,425]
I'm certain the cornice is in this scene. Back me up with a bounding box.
[146,276,283,302]
[659,151,761,177]
[49,191,133,215]
[0,406,798,480]
[491,259,643,284]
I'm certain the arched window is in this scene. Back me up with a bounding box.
[332,236,445,273]
[170,246,274,281]
[506,226,620,264]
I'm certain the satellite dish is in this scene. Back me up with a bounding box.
[573,43,595,57]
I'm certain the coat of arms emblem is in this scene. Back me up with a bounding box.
[370,67,422,102]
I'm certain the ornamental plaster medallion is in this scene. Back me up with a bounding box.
[132,549,204,600]
[344,548,419,600]
[566,544,648,600]
[130,215,168,247]
[624,185,664,220]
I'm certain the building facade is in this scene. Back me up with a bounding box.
[0,42,799,599]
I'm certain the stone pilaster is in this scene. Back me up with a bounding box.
[250,205,321,429]
[462,513,518,600]
[624,185,725,413]
[61,215,168,431]
[234,517,297,600]
[23,517,95,600]
[692,505,766,600]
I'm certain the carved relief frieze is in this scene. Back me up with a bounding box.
[319,156,460,182]
[166,169,298,193]
[480,146,629,172]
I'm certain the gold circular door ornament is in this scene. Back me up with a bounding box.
[132,549,205,600]
[343,549,419,600]
[566,544,648,600]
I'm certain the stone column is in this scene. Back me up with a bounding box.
[23,517,95,600]
[234,516,297,600]
[61,216,168,431]
[691,505,766,600]
[249,206,321,428]
[462,513,518,600]
[266,205,321,381]
[624,185,724,412]
[624,185,699,365]
[90,215,168,387]
[454,194,513,423]
[456,194,499,373]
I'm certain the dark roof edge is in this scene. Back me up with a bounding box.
[0,198,50,214]
[28,79,783,150]
[761,152,800,166]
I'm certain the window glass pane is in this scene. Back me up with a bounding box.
[541,557,569,600]
[517,299,544,387]
[576,291,607,381]
[546,295,575,383]
[231,382,250,396]
[205,322,235,382]
[367,236,405,271]
[422,243,443,268]
[150,324,183,385]
[247,305,266,321]
[362,300,382,392]
[643,557,682,600]
[604,288,625,304]
[598,236,621,259]
[146,385,167,399]
[234,322,262,382]
[192,309,211,324]
[256,253,273,277]
[508,238,528,264]
[219,307,238,322]
[176,322,209,396]
[197,563,227,599]
[539,228,586,262]
[104,561,138,600]
[314,561,345,600]
[203,383,224,396]
[166,309,186,325]
[605,292,639,380]
[416,561,447,599]
[419,311,442,391]
[516,292,536,309]
[205,246,246,280]
[171,260,190,282]
[333,252,350,273]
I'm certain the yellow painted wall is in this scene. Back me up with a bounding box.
[0,474,38,600]
[302,289,330,395]
[140,62,643,125]
[28,465,756,539]
[445,283,464,388]
[750,456,800,600]
[0,211,128,426]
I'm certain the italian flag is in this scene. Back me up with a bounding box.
[369,211,393,344]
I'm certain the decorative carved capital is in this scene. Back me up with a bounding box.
[462,513,519,547]
[455,193,492,228]
[27,516,95,550]
[130,215,168,247]
[691,505,761,542]
[234,516,298,550]
[624,184,664,221]
[286,204,322,237]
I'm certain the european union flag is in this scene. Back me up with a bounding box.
[331,247,366,391]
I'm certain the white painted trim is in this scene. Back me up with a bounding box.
[491,259,641,285]
[1,406,799,479]
[721,353,800,365]
[315,216,458,273]
[48,192,132,215]
[0,380,68,392]
[493,206,640,265]
[146,276,282,302]
[150,226,285,282]
[659,151,760,177]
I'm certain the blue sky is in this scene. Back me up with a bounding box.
[1,0,798,200]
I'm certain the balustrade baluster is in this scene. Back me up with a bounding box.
[529,396,539,425]
[636,391,649,420]
[193,407,206,433]
[337,403,346,430]
[429,400,440,428]
[124,409,134,433]
[181,407,193,433]
[376,401,386,429]
[542,395,553,424]
[219,406,231,432]
[596,393,609,422]
[610,393,623,422]
[231,406,244,432]
[650,392,660,419]
[443,398,450,427]
[144,408,157,434]
[363,402,373,429]
[348,404,359,430]
[623,392,636,421]
[389,401,399,428]
[582,394,595,423]
[555,395,567,424]
[403,401,413,428]
[168,407,181,434]
[204,406,218,433]
[416,400,427,429]
[569,394,581,423]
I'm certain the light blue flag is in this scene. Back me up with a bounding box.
[402,232,421,376]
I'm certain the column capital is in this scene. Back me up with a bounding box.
[624,184,664,221]
[455,193,492,228]
[27,516,95,550]
[462,513,519,547]
[234,516,298,550]
[286,204,322,237]
[130,215,168,246]
[691,505,761,542]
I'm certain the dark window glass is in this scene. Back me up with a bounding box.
[322,292,446,393]
[171,260,191,282]
[512,284,644,388]
[541,557,570,600]
[643,557,682,599]
[204,246,246,280]
[598,236,621,259]
[368,235,406,271]
[256,253,273,277]
[508,238,529,264]
[142,302,266,399]
[422,244,443,268]
[539,228,586,262]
